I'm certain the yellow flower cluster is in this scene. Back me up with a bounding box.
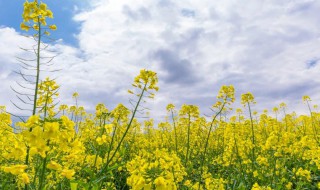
[241,92,256,105]
[37,77,60,117]
[133,69,159,91]
[2,165,30,184]
[217,85,235,104]
[20,0,56,32]
[126,149,186,190]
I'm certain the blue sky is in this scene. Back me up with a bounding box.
[0,0,85,46]
[1,0,320,120]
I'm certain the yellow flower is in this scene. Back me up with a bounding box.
[47,161,62,171]
[179,104,200,118]
[166,104,175,111]
[3,165,28,175]
[72,92,79,98]
[273,107,279,113]
[96,135,107,145]
[20,173,30,184]
[154,176,166,186]
[279,102,287,108]
[33,24,39,30]
[184,180,191,186]
[217,85,235,103]
[46,9,53,18]
[43,122,60,139]
[20,22,30,31]
[61,169,75,179]
[256,156,269,166]
[104,124,113,134]
[285,182,292,189]
[241,92,255,105]
[295,167,311,181]
[21,1,55,31]
[302,95,311,102]
[251,183,261,190]
[132,69,159,92]
[61,115,75,131]
[39,3,47,11]
[128,90,134,94]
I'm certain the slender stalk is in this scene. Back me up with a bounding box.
[306,100,319,144]
[198,102,226,188]
[105,117,120,167]
[25,16,42,190]
[93,116,107,170]
[38,85,51,190]
[247,102,255,173]
[38,149,49,190]
[170,110,178,153]
[33,22,41,116]
[233,125,248,189]
[99,83,147,175]
[32,160,40,187]
[185,113,191,166]
[282,108,288,132]
[89,116,107,190]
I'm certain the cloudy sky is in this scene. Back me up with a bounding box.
[1,0,320,121]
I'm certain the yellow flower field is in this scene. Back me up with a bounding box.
[0,0,319,189]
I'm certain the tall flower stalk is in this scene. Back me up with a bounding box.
[96,70,158,188]
[199,85,235,187]
[241,92,256,177]
[19,1,57,189]
[167,104,178,153]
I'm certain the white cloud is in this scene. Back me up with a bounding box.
[0,27,38,115]
[1,0,320,121]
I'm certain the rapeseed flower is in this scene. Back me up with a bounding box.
[61,169,75,180]
[3,165,28,175]
[47,161,62,171]
[20,173,30,184]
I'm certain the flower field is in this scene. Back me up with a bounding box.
[0,0,319,190]
[1,82,320,189]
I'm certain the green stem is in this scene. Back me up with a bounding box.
[99,83,147,175]
[185,113,191,166]
[306,100,319,144]
[283,108,288,132]
[171,110,178,153]
[93,115,107,170]
[105,116,120,168]
[38,146,49,190]
[25,17,42,190]
[233,127,247,189]
[38,85,52,189]
[198,102,226,188]
[33,21,41,116]
[247,102,255,173]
